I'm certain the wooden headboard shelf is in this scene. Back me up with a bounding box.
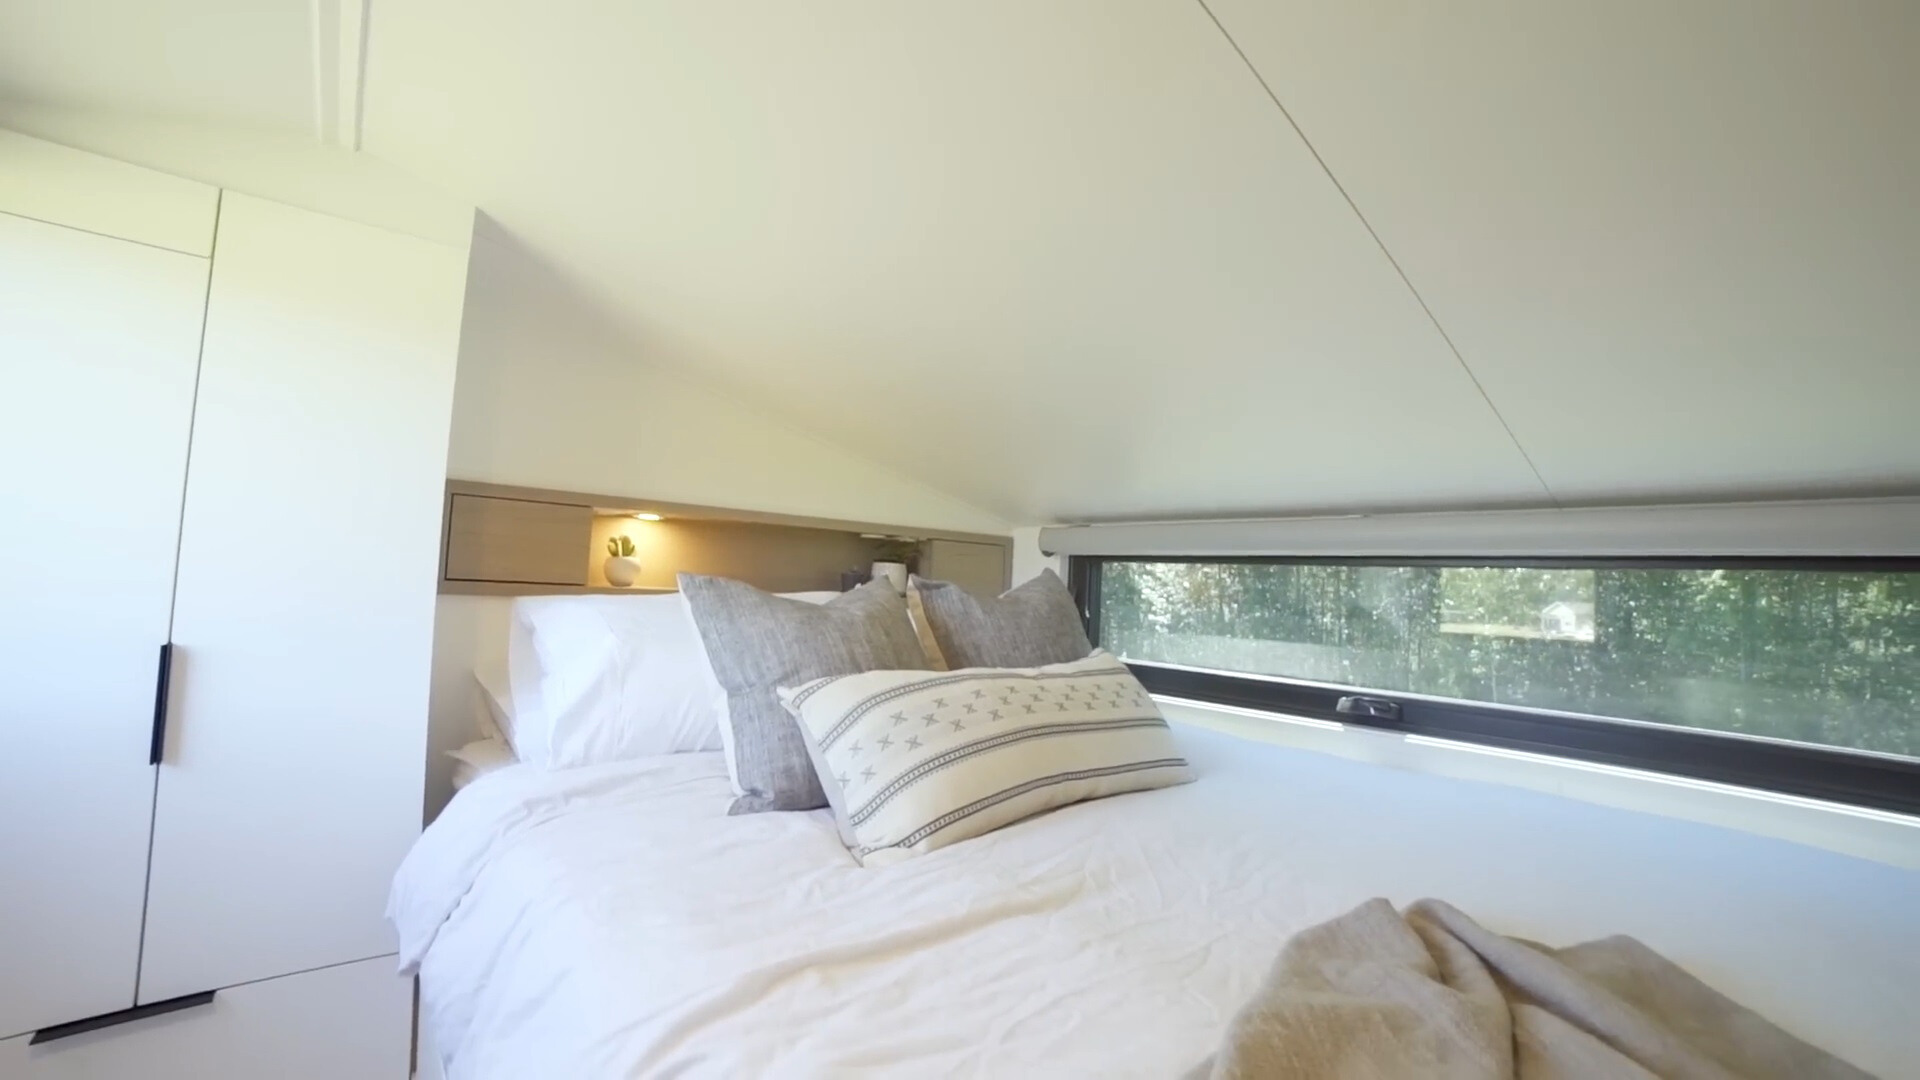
[437,480,1013,598]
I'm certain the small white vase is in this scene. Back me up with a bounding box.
[871,561,908,594]
[604,556,642,587]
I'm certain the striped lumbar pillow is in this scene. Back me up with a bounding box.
[779,651,1193,865]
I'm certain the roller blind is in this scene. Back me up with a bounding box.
[1038,497,1920,558]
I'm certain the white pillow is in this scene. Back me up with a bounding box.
[446,736,517,789]
[471,667,513,745]
[505,605,549,762]
[779,651,1193,865]
[507,590,841,770]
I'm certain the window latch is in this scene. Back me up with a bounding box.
[1335,695,1402,723]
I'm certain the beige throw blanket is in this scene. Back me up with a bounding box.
[1188,898,1873,1080]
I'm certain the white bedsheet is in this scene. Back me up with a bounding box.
[391,724,1919,1079]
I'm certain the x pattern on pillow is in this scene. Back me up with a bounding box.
[783,653,1191,863]
[793,666,1154,753]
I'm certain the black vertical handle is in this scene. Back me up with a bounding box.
[150,643,173,765]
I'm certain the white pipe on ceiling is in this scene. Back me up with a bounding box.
[1038,497,1920,559]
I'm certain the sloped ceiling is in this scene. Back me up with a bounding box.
[0,1,339,139]
[5,2,1918,524]
[1206,1,1920,506]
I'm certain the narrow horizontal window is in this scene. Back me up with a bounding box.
[1070,556,1920,815]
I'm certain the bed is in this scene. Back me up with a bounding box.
[392,721,1919,1078]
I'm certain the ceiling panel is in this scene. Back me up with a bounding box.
[1209,0,1920,504]
[0,1,316,136]
[8,1,1913,522]
[361,0,1547,521]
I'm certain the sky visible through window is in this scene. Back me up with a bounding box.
[1098,562,1920,759]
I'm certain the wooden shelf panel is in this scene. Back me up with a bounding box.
[437,480,1013,598]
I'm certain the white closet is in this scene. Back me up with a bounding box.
[0,209,209,1038]
[0,132,467,1078]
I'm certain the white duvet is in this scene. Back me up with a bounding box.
[392,724,1919,1079]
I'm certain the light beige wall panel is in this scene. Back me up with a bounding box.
[586,515,877,594]
[922,539,1012,597]
[1209,1,1920,502]
[444,494,591,586]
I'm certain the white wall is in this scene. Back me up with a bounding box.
[1009,526,1063,588]
[426,231,1010,816]
[426,595,515,817]
[445,228,1010,532]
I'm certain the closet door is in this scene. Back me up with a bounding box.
[137,194,467,1001]
[0,213,208,1037]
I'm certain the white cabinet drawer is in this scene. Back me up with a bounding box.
[0,956,410,1080]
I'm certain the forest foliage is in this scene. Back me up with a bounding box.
[1099,561,1920,758]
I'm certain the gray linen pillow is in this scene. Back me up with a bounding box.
[680,574,930,814]
[910,568,1094,669]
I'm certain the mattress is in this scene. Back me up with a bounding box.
[391,723,1919,1079]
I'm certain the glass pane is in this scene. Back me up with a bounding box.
[1098,561,1920,759]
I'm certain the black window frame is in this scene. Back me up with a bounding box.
[1067,554,1920,817]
